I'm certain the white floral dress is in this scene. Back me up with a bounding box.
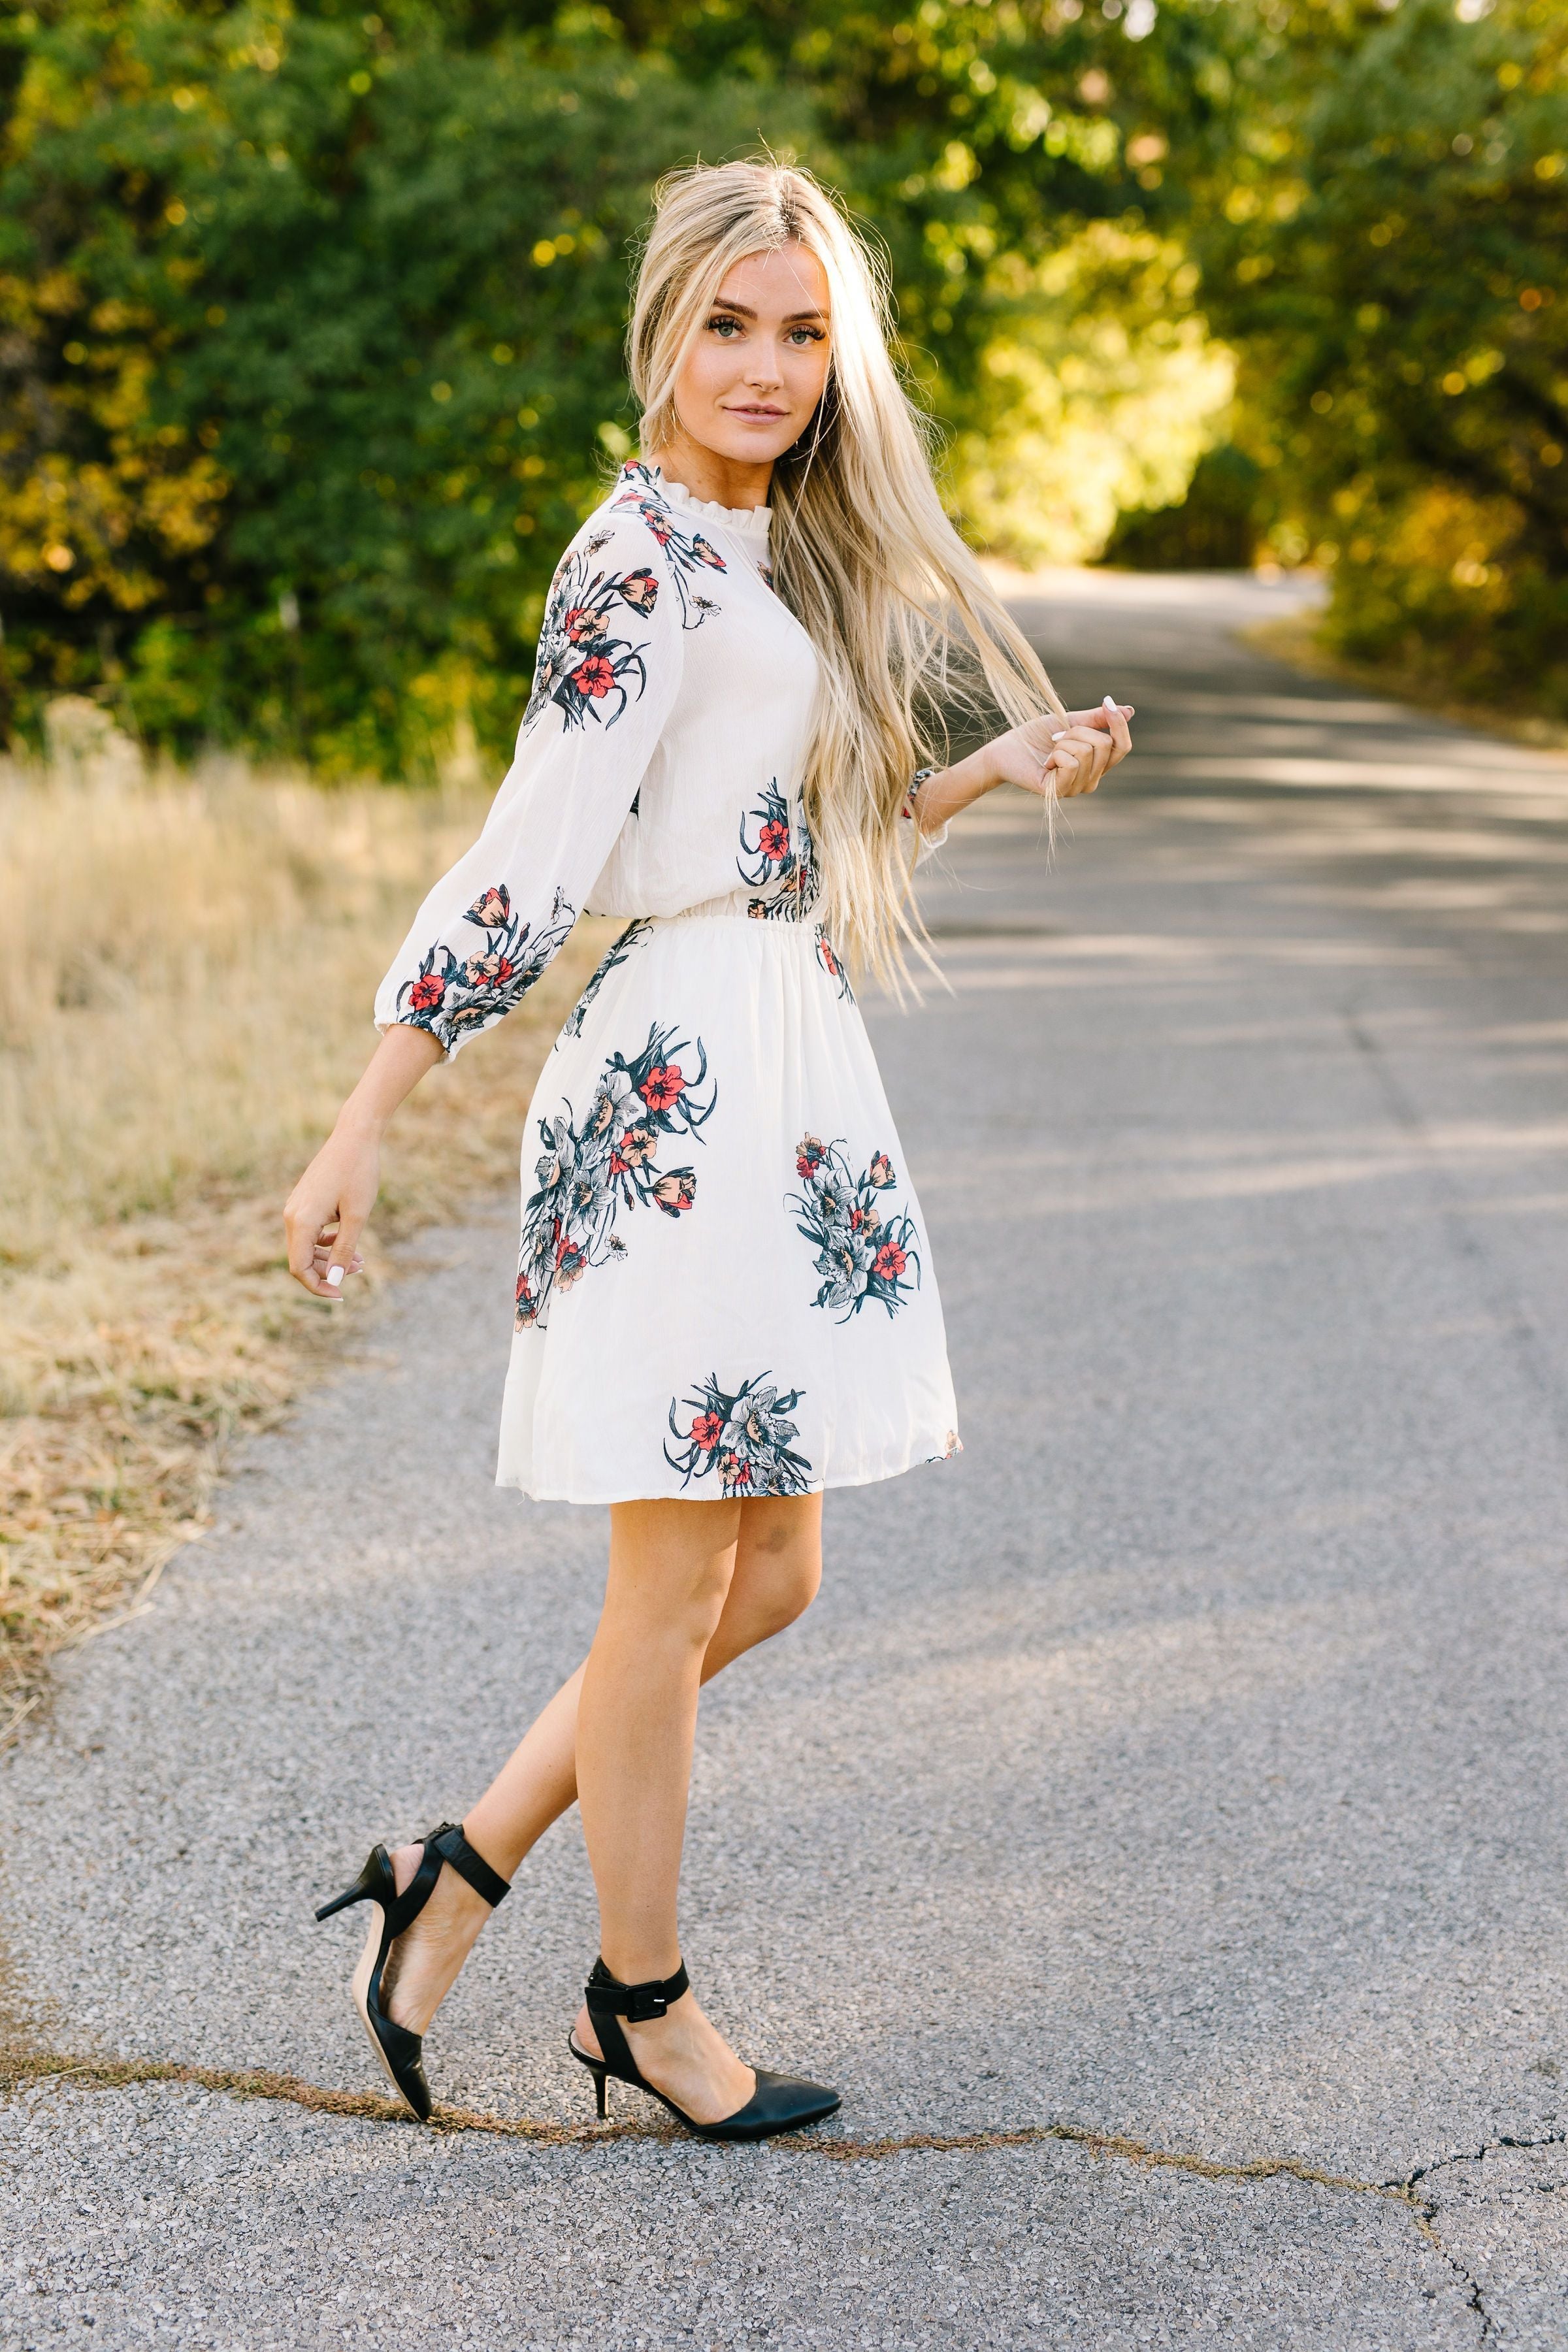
[376,463,960,1505]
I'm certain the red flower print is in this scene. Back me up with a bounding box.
[466,885,511,928]
[759,818,790,862]
[665,1370,811,1498]
[464,952,515,990]
[563,605,602,644]
[621,568,659,612]
[572,655,615,698]
[515,1011,713,1332]
[691,534,726,572]
[787,1134,920,1319]
[407,972,446,1013]
[819,938,840,977]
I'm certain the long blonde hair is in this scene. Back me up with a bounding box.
[627,157,1068,985]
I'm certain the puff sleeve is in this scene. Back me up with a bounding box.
[374,511,683,1058]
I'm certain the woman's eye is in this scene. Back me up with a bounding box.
[787,326,826,346]
[708,316,742,337]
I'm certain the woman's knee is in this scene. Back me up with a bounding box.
[605,1497,741,1649]
[768,1551,821,1633]
[736,1501,823,1633]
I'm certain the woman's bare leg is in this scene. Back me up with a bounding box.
[380,1492,822,2046]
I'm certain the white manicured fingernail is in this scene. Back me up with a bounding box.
[1102,695,1117,714]
[325,1266,344,1290]
[1050,730,1066,740]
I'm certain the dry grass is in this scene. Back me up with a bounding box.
[0,754,602,1731]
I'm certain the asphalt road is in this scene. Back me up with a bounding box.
[3,570,1567,2350]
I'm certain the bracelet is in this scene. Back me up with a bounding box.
[903,766,938,821]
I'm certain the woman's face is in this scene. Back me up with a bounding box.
[671,243,832,468]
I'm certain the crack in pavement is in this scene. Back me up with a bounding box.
[1401,2129,1568,2195]
[0,2038,1501,2341]
[1391,2130,1568,2345]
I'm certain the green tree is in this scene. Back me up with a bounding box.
[1,0,1230,767]
[1173,0,1568,704]
[0,2,787,770]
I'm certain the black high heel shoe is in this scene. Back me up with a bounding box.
[568,1957,841,2142]
[315,1821,510,2121]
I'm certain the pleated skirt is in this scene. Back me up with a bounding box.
[495,907,960,1504]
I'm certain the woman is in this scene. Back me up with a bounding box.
[291,159,1131,2143]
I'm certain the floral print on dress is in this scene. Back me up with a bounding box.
[813,924,854,1003]
[525,534,660,734]
[787,1134,922,1320]
[738,778,819,921]
[516,1019,715,1330]
[612,462,727,632]
[665,1371,814,1498]
[558,918,653,1047]
[397,883,574,1054]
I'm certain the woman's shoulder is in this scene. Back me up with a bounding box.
[595,459,738,583]
[551,461,733,634]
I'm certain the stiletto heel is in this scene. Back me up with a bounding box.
[584,2057,610,2121]
[567,1957,840,2142]
[314,1820,511,2122]
[314,1851,384,1921]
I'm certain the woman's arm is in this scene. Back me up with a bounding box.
[285,501,689,1301]
[284,1023,442,1299]
[913,697,1134,835]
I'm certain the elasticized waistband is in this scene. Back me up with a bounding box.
[639,890,823,930]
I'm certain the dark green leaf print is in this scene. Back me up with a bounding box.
[788,1134,921,1319]
[397,883,574,1052]
[664,1371,814,1499]
[611,462,727,632]
[738,777,819,921]
[515,1017,714,1330]
[525,533,658,734]
[558,917,653,1045]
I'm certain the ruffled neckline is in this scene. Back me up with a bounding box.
[621,461,772,544]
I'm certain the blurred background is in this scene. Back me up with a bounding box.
[1,0,1565,1710]
[4,0,1566,771]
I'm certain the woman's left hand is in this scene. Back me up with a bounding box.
[986,696,1134,801]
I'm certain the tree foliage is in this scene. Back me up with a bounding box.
[0,4,796,769]
[3,0,1566,764]
[1194,0,1568,704]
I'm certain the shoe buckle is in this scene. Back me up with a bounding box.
[625,1987,670,2022]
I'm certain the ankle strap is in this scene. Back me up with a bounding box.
[585,1955,689,2023]
[426,1821,511,1910]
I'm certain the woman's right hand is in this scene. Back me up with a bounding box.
[283,1026,443,1301]
[284,1122,381,1300]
